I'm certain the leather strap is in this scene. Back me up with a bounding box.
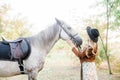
[81,63,83,80]
[18,59,25,74]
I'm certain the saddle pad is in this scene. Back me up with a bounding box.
[0,42,11,60]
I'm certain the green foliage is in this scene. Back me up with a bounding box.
[0,4,31,40]
[54,40,67,50]
[98,41,106,60]
[100,0,120,29]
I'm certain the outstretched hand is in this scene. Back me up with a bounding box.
[72,36,82,48]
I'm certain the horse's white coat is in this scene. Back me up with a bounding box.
[0,19,81,80]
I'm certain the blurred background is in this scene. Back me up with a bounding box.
[0,0,120,80]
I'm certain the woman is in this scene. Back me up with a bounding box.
[67,26,99,80]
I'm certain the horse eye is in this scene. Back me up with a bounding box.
[67,27,71,30]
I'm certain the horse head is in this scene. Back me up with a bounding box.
[55,18,82,48]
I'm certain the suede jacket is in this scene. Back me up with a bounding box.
[72,44,97,63]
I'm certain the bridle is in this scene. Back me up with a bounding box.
[57,20,78,41]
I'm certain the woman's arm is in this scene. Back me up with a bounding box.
[72,47,82,57]
[67,40,87,58]
[67,40,81,57]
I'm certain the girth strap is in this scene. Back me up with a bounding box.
[18,59,25,74]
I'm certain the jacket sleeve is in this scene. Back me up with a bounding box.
[72,47,87,58]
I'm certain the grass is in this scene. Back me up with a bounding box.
[0,50,120,80]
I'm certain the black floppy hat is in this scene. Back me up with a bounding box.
[86,26,99,42]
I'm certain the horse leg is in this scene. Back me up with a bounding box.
[28,71,38,80]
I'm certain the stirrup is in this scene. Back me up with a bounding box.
[18,59,25,74]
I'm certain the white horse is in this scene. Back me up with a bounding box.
[0,18,82,80]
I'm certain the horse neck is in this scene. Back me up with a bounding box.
[29,23,60,53]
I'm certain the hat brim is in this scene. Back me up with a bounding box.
[87,27,98,42]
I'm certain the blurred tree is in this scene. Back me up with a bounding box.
[0,4,31,40]
[101,0,120,30]
[0,4,8,33]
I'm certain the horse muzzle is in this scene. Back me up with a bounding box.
[72,36,82,48]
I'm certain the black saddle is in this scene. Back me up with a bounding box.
[0,37,31,61]
[0,37,31,74]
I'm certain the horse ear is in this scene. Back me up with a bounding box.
[55,18,61,25]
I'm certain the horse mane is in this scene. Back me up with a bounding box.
[29,22,60,49]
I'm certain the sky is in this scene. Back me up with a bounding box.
[0,0,102,34]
